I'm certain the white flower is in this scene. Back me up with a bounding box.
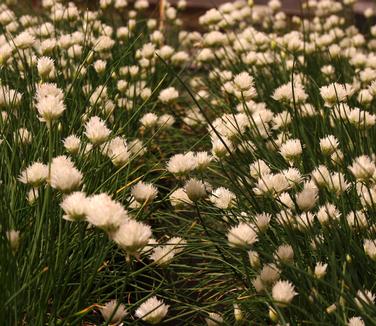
[19,162,48,187]
[113,219,152,255]
[63,135,81,154]
[84,116,111,145]
[104,137,129,167]
[227,222,258,247]
[167,152,197,175]
[320,83,351,106]
[195,151,213,169]
[205,312,223,325]
[49,156,83,193]
[14,31,35,49]
[36,94,66,123]
[158,87,179,103]
[6,230,20,254]
[169,188,192,207]
[364,239,376,260]
[314,262,328,279]
[131,181,158,204]
[355,289,375,308]
[184,178,207,201]
[233,71,254,91]
[60,192,88,221]
[319,135,339,155]
[37,56,55,79]
[99,300,128,325]
[150,237,186,266]
[348,155,375,181]
[348,317,365,326]
[140,112,158,128]
[86,193,127,234]
[250,160,271,179]
[295,182,318,211]
[135,296,169,324]
[274,244,294,263]
[210,187,236,209]
[279,139,302,162]
[272,280,297,307]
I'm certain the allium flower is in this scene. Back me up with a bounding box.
[320,83,351,106]
[274,244,294,263]
[209,187,236,209]
[63,135,81,154]
[167,152,197,175]
[49,156,83,193]
[113,219,152,255]
[140,112,158,128]
[85,193,127,234]
[355,289,375,308]
[84,116,111,145]
[131,181,158,204]
[250,160,271,179]
[184,178,207,201]
[205,312,223,326]
[36,94,66,123]
[364,239,376,260]
[233,72,254,92]
[35,83,64,102]
[319,135,339,155]
[279,139,302,163]
[348,317,365,326]
[18,162,48,187]
[260,263,280,285]
[195,151,213,170]
[37,56,55,79]
[295,182,318,211]
[248,250,260,269]
[348,155,375,181]
[227,222,258,247]
[272,280,297,307]
[99,300,127,325]
[169,188,192,207]
[60,192,88,221]
[314,262,328,279]
[14,31,35,49]
[135,296,169,324]
[104,137,129,167]
[158,87,179,103]
[6,230,20,254]
[150,237,186,266]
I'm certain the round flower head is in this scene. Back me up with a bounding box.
[113,219,152,255]
[99,299,127,325]
[63,135,81,154]
[227,222,258,247]
[84,116,111,145]
[49,156,83,193]
[60,192,88,221]
[167,152,197,175]
[279,139,302,163]
[184,178,207,201]
[210,187,236,209]
[272,280,297,307]
[85,193,127,234]
[18,162,48,187]
[135,296,169,324]
[36,94,66,124]
[37,56,55,79]
[158,87,179,103]
[131,181,158,204]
